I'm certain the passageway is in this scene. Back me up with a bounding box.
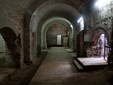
[29,47,110,85]
[1,0,113,85]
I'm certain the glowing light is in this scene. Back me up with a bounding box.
[77,17,84,31]
[77,17,83,23]
[95,0,111,8]
[70,25,73,28]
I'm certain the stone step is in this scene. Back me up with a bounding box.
[73,60,83,72]
[75,58,108,71]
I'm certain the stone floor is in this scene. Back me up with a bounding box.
[0,52,47,85]
[29,47,113,85]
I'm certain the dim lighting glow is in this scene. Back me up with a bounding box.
[95,0,111,8]
[70,25,73,28]
[77,17,84,31]
[77,17,83,23]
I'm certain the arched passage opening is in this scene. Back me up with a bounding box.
[46,23,69,47]
[0,27,21,68]
[77,28,93,57]
[24,0,80,63]
[75,27,109,70]
[91,27,110,60]
[0,34,7,67]
[41,17,73,52]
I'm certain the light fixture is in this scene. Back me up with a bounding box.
[77,17,83,23]
[95,0,111,8]
[77,17,84,31]
[70,25,73,28]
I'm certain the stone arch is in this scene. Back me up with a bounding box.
[77,27,94,57]
[46,23,69,47]
[0,27,17,54]
[24,0,80,63]
[90,27,110,59]
[92,27,109,46]
[41,17,74,51]
[0,27,21,68]
[0,27,16,43]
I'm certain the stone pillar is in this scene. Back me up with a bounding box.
[108,23,113,67]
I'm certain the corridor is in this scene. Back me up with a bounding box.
[1,0,113,85]
[29,47,110,85]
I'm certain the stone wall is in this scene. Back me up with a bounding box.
[0,0,35,67]
[92,0,113,42]
[0,0,35,32]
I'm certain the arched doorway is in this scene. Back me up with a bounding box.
[76,26,93,57]
[25,0,80,63]
[91,27,110,61]
[0,27,20,68]
[46,23,69,48]
[0,33,7,67]
[41,17,74,51]
[74,27,108,71]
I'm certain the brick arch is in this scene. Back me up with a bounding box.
[92,27,109,46]
[0,27,17,51]
[41,17,74,50]
[46,23,69,47]
[0,27,21,68]
[24,0,81,64]
[0,27,16,42]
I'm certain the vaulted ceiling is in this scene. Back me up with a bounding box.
[28,0,90,33]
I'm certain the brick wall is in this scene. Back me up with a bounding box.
[47,23,68,46]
